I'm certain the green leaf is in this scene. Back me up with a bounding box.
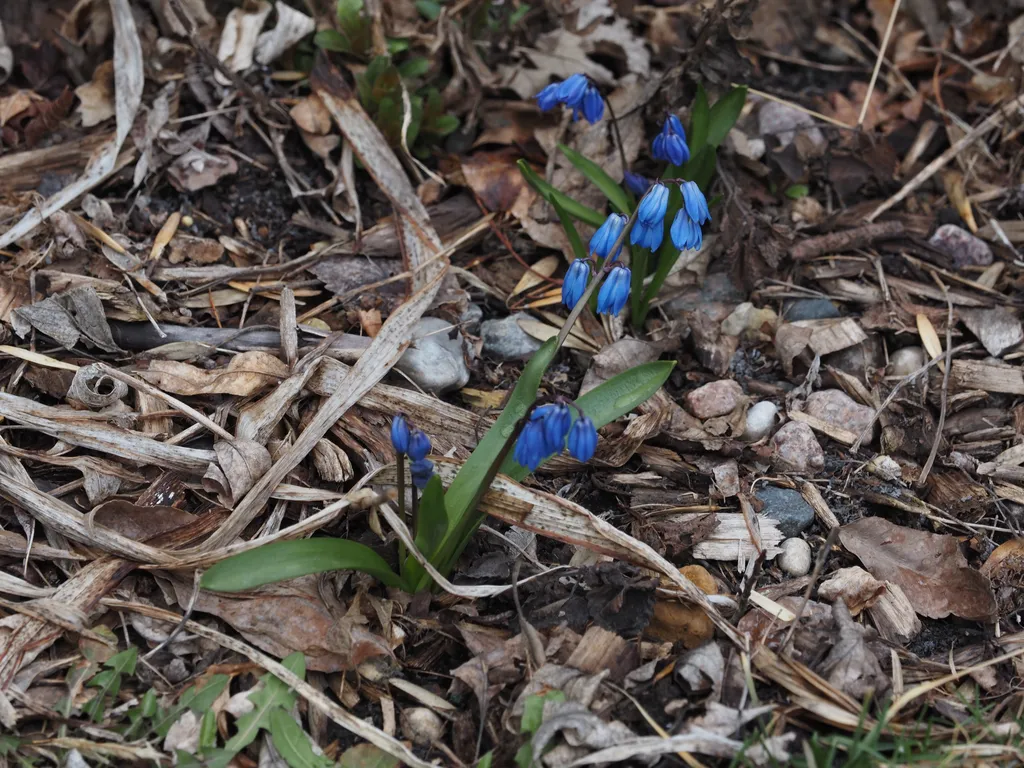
[428,114,459,136]
[84,648,137,722]
[416,0,443,20]
[199,709,218,751]
[476,752,494,768]
[557,144,631,215]
[338,744,401,768]
[398,57,431,79]
[415,474,449,558]
[201,538,404,592]
[521,691,564,733]
[707,86,747,149]
[336,0,365,27]
[188,675,231,713]
[514,743,533,768]
[314,29,351,53]
[269,709,334,768]
[386,37,410,54]
[518,160,605,227]
[681,145,717,192]
[226,654,305,755]
[689,84,710,150]
[551,196,587,263]
[785,183,810,200]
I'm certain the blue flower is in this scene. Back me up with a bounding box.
[410,458,435,489]
[562,259,591,308]
[651,115,690,166]
[390,414,410,454]
[670,209,703,251]
[623,171,651,196]
[589,213,626,260]
[567,417,597,462]
[407,430,431,462]
[536,83,561,112]
[636,183,669,226]
[557,74,588,109]
[629,219,664,251]
[596,265,631,315]
[680,180,711,225]
[580,83,604,124]
[514,419,548,471]
[541,404,572,454]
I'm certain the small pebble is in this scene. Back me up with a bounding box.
[401,707,444,745]
[770,421,825,475]
[685,379,744,419]
[181,214,194,227]
[784,298,841,321]
[755,485,816,537]
[480,312,542,361]
[396,317,472,393]
[929,223,993,268]
[889,346,925,377]
[778,537,812,577]
[742,401,779,442]
[805,389,876,442]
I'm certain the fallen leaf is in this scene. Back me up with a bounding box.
[167,150,239,192]
[75,60,116,127]
[137,351,288,396]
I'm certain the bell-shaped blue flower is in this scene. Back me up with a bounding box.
[580,83,604,124]
[567,417,597,462]
[541,404,572,454]
[670,210,703,251]
[409,458,435,489]
[652,116,690,166]
[596,265,631,316]
[667,114,686,139]
[629,219,664,251]
[589,213,626,260]
[623,171,651,196]
[391,414,410,455]
[407,430,431,462]
[562,259,591,308]
[536,82,561,112]
[557,74,588,108]
[680,180,711,225]
[636,183,669,226]
[514,419,548,471]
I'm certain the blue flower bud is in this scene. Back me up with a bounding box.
[636,183,669,226]
[596,265,631,316]
[557,74,588,108]
[580,83,604,124]
[667,114,686,139]
[680,180,711,225]
[652,116,690,166]
[589,213,626,260]
[409,458,435,489]
[536,82,561,112]
[670,210,703,251]
[623,171,651,196]
[514,419,548,471]
[390,414,410,454]
[561,259,591,308]
[407,429,431,462]
[567,416,597,462]
[542,404,572,454]
[629,219,664,251]
[664,132,690,166]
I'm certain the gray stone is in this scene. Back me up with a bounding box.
[805,389,876,442]
[757,101,827,149]
[889,346,925,377]
[459,303,483,335]
[929,224,993,268]
[784,298,841,321]
[756,485,816,537]
[778,537,812,577]
[481,312,543,361]
[395,316,471,393]
[770,421,825,476]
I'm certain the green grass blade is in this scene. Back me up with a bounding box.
[201,539,404,592]
[557,143,631,215]
[689,85,710,150]
[518,160,605,227]
[707,86,747,148]
[551,196,587,262]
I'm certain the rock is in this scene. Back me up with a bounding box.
[685,379,744,419]
[824,334,885,381]
[396,317,471,393]
[889,346,925,376]
[784,298,841,321]
[742,401,779,442]
[804,389,876,442]
[758,101,827,149]
[778,537,812,577]
[646,565,717,648]
[459,303,483,335]
[769,422,824,475]
[961,307,1023,357]
[480,312,542,361]
[755,485,816,537]
[700,272,745,303]
[929,224,993,268]
[401,707,444,745]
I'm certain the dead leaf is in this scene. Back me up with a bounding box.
[75,60,116,127]
[167,150,239,192]
[137,352,288,396]
[11,285,122,353]
[838,517,997,621]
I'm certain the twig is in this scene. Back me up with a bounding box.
[917,273,954,487]
[780,528,840,655]
[791,221,904,260]
[143,568,200,660]
[857,0,903,127]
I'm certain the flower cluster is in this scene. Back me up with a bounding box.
[514,403,598,471]
[390,414,435,489]
[651,115,690,166]
[536,74,604,124]
[670,181,711,251]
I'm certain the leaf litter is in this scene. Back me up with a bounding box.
[1,0,1024,765]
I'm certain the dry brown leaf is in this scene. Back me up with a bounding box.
[137,352,288,396]
[75,60,116,127]
[839,517,996,621]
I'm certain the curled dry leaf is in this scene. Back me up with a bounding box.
[839,517,997,621]
[137,351,288,396]
[203,440,272,507]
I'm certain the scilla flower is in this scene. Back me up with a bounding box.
[514,418,548,471]
[541,404,572,454]
[580,82,604,123]
[390,414,410,454]
[407,430,431,462]
[636,183,669,226]
[535,74,605,125]
[651,115,690,166]
[623,171,651,196]
[670,209,703,251]
[557,74,588,108]
[589,213,626,260]
[562,259,591,308]
[596,264,631,316]
[630,219,664,251]
[567,417,598,462]
[680,180,711,225]
[410,458,435,489]
[536,83,561,112]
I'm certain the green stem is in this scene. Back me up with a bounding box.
[397,454,406,565]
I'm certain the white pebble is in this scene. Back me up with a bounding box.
[778,537,812,577]
[401,707,444,745]
[889,346,926,377]
[742,401,779,442]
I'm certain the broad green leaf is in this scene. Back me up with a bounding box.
[84,648,137,722]
[521,691,564,733]
[551,196,587,263]
[518,160,605,227]
[428,114,459,136]
[514,743,533,768]
[707,86,747,148]
[557,144,631,215]
[681,145,717,192]
[188,675,231,713]
[201,539,404,592]
[689,84,710,150]
[785,183,810,200]
[386,37,409,54]
[338,744,401,768]
[398,57,430,79]
[269,709,335,768]
[402,473,449,586]
[416,0,443,19]
[314,29,351,53]
[226,654,305,755]
[336,0,364,27]
[199,709,218,751]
